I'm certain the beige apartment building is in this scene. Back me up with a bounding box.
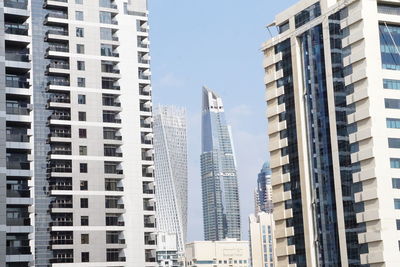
[185,239,249,267]
[263,0,400,266]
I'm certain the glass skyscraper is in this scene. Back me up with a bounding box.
[154,105,188,258]
[200,87,241,241]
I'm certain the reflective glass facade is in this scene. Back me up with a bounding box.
[201,88,241,241]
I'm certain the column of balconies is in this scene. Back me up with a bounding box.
[4,1,33,266]
[42,1,74,264]
[135,13,157,266]
[98,1,128,263]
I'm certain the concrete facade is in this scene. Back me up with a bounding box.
[263,0,400,266]
[1,0,156,266]
[185,239,249,267]
[249,212,275,267]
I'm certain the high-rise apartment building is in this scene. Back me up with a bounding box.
[201,87,241,241]
[263,0,400,265]
[156,232,180,267]
[249,212,275,267]
[1,0,156,266]
[255,162,273,213]
[154,105,188,256]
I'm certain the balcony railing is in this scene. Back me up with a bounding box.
[47,79,70,86]
[46,29,68,37]
[50,131,71,138]
[50,184,72,190]
[49,114,71,120]
[4,0,28,9]
[7,134,29,142]
[7,217,31,226]
[6,247,31,255]
[48,62,70,70]
[6,106,30,115]
[49,166,72,173]
[5,53,29,62]
[7,189,30,197]
[51,202,73,208]
[50,150,72,155]
[51,238,73,245]
[47,45,69,53]
[7,161,30,170]
[5,24,28,35]
[6,77,29,88]
[50,258,74,264]
[46,12,68,19]
[51,221,73,226]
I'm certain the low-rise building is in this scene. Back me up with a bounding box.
[185,239,249,267]
[157,232,180,267]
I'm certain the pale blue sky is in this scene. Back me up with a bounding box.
[149,0,298,241]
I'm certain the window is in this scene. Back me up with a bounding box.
[391,158,400,168]
[387,118,400,129]
[77,44,85,54]
[76,27,84,37]
[80,198,88,208]
[75,11,84,21]
[82,252,89,262]
[284,199,292,209]
[79,146,87,155]
[101,44,113,56]
[80,163,88,173]
[384,79,400,90]
[100,11,112,24]
[395,199,400,209]
[77,61,85,71]
[77,77,86,87]
[79,128,87,138]
[81,234,89,244]
[76,0,83,3]
[100,27,113,40]
[350,142,359,153]
[389,138,400,148]
[81,216,89,225]
[278,21,289,33]
[393,178,400,189]
[385,99,400,109]
[287,236,295,246]
[80,180,88,190]
[78,94,86,104]
[78,112,86,121]
[294,2,321,28]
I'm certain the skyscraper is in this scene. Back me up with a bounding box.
[1,0,156,266]
[154,105,188,256]
[255,162,273,214]
[263,0,400,265]
[201,87,241,241]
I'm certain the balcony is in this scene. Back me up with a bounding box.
[50,257,73,264]
[104,129,122,141]
[6,106,30,116]
[51,202,72,208]
[7,188,30,198]
[6,53,29,63]
[5,23,28,36]
[49,149,72,155]
[7,160,30,170]
[49,113,71,121]
[7,133,29,143]
[7,217,31,226]
[6,76,29,89]
[48,94,70,104]
[47,78,70,87]
[6,246,31,255]
[51,220,73,227]
[49,130,71,138]
[104,164,123,174]
[45,12,68,20]
[49,164,72,173]
[51,238,73,245]
[47,62,70,71]
[4,0,28,9]
[103,112,121,124]
[47,45,69,53]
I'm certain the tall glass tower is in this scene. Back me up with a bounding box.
[200,87,241,241]
[154,105,188,256]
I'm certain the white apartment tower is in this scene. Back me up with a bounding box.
[1,0,156,266]
[263,0,400,266]
[154,105,188,256]
[249,212,275,267]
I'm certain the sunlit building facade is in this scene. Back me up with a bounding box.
[1,0,156,266]
[263,0,400,266]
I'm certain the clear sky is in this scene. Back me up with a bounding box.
[148,0,299,241]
